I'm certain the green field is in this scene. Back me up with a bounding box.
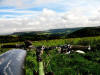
[0,36,100,75]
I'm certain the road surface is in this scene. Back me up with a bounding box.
[0,49,27,75]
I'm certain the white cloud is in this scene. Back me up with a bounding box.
[0,0,100,12]
[0,0,29,8]
[0,9,41,18]
[0,0,100,34]
[0,8,100,34]
[32,0,61,6]
[0,9,39,13]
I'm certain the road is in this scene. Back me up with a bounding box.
[0,49,27,75]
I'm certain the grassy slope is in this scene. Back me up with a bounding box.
[0,36,100,75]
[67,27,100,38]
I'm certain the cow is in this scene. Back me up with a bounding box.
[75,50,85,54]
[56,44,91,54]
[56,44,70,54]
[36,45,45,61]
[24,40,33,50]
[69,45,91,52]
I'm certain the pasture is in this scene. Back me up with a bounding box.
[0,36,100,75]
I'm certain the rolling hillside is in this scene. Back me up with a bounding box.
[67,26,100,38]
[47,28,82,34]
[12,28,82,36]
[1,26,100,43]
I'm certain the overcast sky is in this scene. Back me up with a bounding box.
[0,0,100,34]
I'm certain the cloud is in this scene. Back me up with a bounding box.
[0,0,61,9]
[0,0,100,34]
[0,8,100,34]
[1,0,99,11]
[0,9,38,13]
[0,0,100,15]
[0,9,41,18]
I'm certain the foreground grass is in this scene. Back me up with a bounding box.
[25,36,100,75]
[0,36,100,75]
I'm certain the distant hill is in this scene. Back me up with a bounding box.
[47,28,82,34]
[4,28,81,42]
[67,26,100,38]
[1,26,100,43]
[12,28,82,36]
[12,31,44,36]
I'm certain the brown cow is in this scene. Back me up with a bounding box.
[24,40,32,47]
[24,40,34,51]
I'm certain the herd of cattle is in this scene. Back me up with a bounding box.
[0,40,93,62]
[0,40,92,54]
[0,40,93,60]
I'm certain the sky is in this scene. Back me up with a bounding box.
[0,0,100,34]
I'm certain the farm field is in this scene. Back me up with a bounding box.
[0,36,100,75]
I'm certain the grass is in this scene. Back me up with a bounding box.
[0,36,100,75]
[39,62,45,75]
